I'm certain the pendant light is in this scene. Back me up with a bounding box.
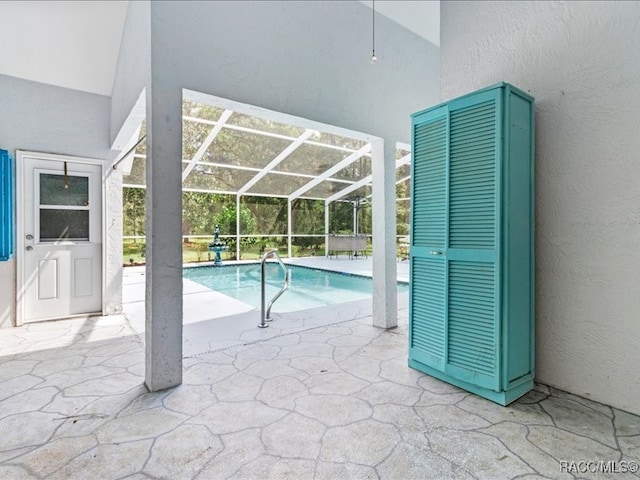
[370,0,377,63]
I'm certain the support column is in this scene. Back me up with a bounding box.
[287,199,292,258]
[353,202,357,234]
[371,138,397,329]
[324,201,330,257]
[144,84,183,391]
[236,194,241,260]
[104,152,124,315]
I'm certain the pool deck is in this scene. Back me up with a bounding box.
[1,257,639,479]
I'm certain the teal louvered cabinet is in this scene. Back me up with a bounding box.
[409,83,534,405]
[0,150,14,261]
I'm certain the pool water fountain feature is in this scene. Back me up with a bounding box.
[208,224,227,266]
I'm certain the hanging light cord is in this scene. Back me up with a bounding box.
[371,0,377,63]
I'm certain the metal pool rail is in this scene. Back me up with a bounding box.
[259,249,291,328]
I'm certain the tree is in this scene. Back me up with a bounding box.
[212,201,257,255]
[329,201,353,234]
[396,176,410,236]
[123,187,146,240]
[241,195,287,235]
[213,203,256,236]
[292,199,324,235]
[182,191,218,241]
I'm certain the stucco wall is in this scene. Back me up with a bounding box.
[150,0,439,143]
[0,74,117,327]
[440,1,640,414]
[0,261,14,329]
[110,0,150,148]
[0,74,112,159]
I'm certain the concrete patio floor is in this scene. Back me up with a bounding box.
[0,258,638,479]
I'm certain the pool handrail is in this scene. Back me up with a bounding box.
[259,249,291,328]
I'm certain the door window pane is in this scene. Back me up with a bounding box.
[40,174,89,207]
[39,209,89,241]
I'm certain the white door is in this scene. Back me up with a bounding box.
[17,152,103,324]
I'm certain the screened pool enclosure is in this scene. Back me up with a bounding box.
[120,93,411,264]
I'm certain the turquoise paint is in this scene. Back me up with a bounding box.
[0,150,14,261]
[409,358,533,406]
[409,108,449,372]
[409,83,535,406]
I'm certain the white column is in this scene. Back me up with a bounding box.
[287,199,292,258]
[104,153,123,315]
[144,84,183,391]
[353,202,357,234]
[236,194,241,260]
[371,138,397,329]
[324,201,330,257]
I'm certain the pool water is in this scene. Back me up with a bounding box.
[183,263,409,313]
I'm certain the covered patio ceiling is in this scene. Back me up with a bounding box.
[121,94,411,206]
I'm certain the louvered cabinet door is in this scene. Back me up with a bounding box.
[409,107,448,371]
[444,90,501,391]
[410,93,501,390]
[410,83,534,405]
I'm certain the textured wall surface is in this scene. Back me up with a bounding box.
[110,0,150,147]
[0,262,13,328]
[0,74,118,327]
[440,1,640,414]
[152,0,439,144]
[0,74,112,159]
[104,165,123,316]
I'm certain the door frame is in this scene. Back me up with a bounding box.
[16,150,106,326]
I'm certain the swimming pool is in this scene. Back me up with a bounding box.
[183,263,409,313]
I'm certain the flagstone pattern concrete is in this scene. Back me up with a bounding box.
[0,314,639,480]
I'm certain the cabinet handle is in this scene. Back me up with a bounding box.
[429,250,445,255]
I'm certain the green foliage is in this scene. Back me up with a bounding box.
[396,176,411,236]
[213,204,255,235]
[241,196,287,235]
[292,199,324,235]
[212,202,257,253]
[329,201,353,234]
[123,187,146,238]
[182,191,216,236]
